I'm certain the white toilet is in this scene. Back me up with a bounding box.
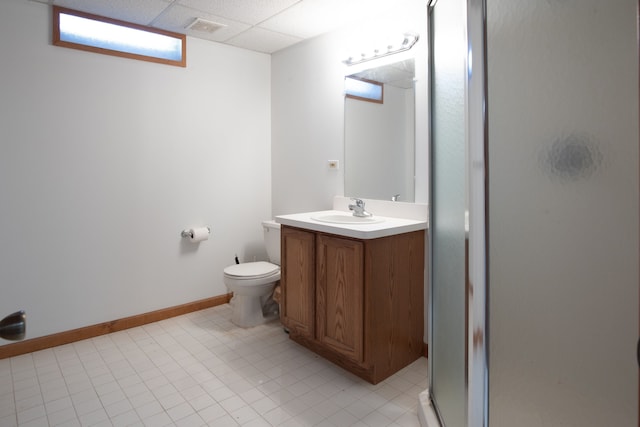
[223,220,281,328]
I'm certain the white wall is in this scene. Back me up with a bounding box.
[271,0,429,216]
[0,0,272,343]
[271,31,346,215]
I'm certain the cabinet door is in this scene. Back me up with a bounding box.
[316,234,364,363]
[281,227,315,338]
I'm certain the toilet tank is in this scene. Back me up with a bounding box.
[262,220,281,265]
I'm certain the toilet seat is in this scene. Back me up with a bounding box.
[224,261,279,279]
[223,261,280,288]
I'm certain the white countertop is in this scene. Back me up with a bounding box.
[275,210,428,240]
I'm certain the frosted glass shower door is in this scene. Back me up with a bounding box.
[487,0,639,425]
[428,0,467,425]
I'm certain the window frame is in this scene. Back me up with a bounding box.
[52,6,187,68]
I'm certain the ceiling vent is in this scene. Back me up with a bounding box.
[186,18,226,34]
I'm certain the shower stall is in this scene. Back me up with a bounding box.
[427,0,639,426]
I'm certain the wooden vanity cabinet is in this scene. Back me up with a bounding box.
[316,233,364,364]
[280,225,424,384]
[280,227,315,339]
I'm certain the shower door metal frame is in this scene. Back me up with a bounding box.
[465,0,488,426]
[427,0,488,425]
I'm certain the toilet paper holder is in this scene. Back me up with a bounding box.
[181,226,211,239]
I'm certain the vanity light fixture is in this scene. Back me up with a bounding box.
[343,32,419,66]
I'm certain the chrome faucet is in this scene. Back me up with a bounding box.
[349,198,372,217]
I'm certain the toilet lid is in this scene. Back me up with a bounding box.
[224,261,279,279]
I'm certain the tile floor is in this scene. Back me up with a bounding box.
[0,304,428,427]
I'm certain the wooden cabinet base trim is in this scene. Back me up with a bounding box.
[290,332,377,383]
[0,293,232,360]
[290,332,423,384]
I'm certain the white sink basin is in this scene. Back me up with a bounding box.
[311,213,385,224]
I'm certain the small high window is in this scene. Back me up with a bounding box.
[53,6,186,67]
[345,77,384,103]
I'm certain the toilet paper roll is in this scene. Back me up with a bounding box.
[189,227,210,243]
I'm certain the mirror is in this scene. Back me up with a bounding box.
[344,58,415,202]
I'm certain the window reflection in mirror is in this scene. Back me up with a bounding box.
[345,77,384,103]
[344,59,415,202]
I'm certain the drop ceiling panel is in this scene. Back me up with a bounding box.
[259,0,371,39]
[225,27,303,54]
[52,0,170,26]
[177,0,301,25]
